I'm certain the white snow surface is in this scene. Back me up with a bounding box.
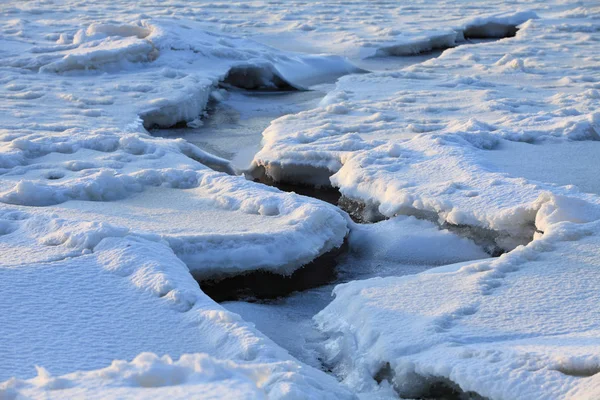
[0,12,353,278]
[0,1,359,397]
[1,352,351,400]
[348,216,489,266]
[0,212,353,398]
[2,0,600,399]
[316,195,600,399]
[254,3,600,250]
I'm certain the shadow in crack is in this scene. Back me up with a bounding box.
[197,240,348,302]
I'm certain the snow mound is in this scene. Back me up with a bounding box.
[40,22,159,73]
[1,352,354,399]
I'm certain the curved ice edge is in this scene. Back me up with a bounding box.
[197,238,348,302]
[139,57,363,130]
[372,363,488,400]
[249,161,535,254]
[373,10,537,57]
[249,163,336,192]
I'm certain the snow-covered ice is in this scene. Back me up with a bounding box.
[0,211,353,399]
[154,88,329,170]
[253,3,600,251]
[224,216,491,370]
[316,195,600,399]
[2,0,600,398]
[0,3,358,397]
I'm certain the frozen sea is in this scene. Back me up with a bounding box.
[1,1,600,399]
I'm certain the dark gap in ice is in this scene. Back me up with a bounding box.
[415,379,487,400]
[374,362,394,384]
[250,165,386,223]
[462,23,518,39]
[374,365,488,400]
[338,195,387,224]
[252,172,341,207]
[373,24,518,59]
[265,180,342,206]
[220,65,300,91]
[554,366,600,378]
[249,163,334,189]
[197,240,348,302]
[45,171,65,180]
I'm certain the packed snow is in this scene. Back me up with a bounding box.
[2,0,600,399]
[253,4,600,251]
[0,212,353,399]
[316,195,600,399]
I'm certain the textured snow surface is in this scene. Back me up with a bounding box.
[0,10,352,278]
[1,352,353,400]
[316,196,600,399]
[0,212,353,398]
[2,0,600,399]
[254,3,600,250]
[0,1,358,397]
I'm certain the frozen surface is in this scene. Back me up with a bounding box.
[2,0,600,399]
[1,353,353,400]
[254,4,600,251]
[484,139,600,196]
[155,88,329,170]
[0,210,353,400]
[225,216,490,371]
[0,2,360,396]
[316,196,600,399]
[0,14,352,278]
[36,181,348,279]
[2,353,342,400]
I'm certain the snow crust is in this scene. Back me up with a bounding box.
[2,0,600,399]
[254,5,600,250]
[0,4,359,397]
[1,15,353,277]
[2,353,352,400]
[0,211,353,398]
[316,195,600,399]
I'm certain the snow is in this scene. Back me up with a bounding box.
[0,3,359,396]
[315,196,600,399]
[2,0,600,399]
[0,212,353,398]
[483,139,600,196]
[1,352,352,400]
[155,88,329,170]
[348,216,489,265]
[253,4,600,251]
[0,13,352,278]
[224,216,491,372]
[16,180,348,279]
